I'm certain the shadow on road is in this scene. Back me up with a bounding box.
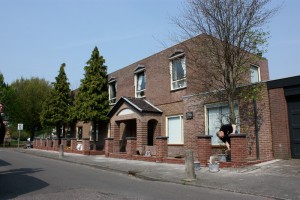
[0,159,10,167]
[0,167,49,199]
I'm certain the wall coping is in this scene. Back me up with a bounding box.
[126,137,137,140]
[156,136,169,140]
[229,134,246,138]
[197,135,212,139]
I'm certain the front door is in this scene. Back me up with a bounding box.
[287,96,300,158]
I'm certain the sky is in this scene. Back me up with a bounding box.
[0,0,299,90]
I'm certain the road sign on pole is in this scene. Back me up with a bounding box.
[18,123,23,131]
[17,123,23,148]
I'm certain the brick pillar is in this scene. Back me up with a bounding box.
[82,138,90,155]
[197,135,212,167]
[126,137,137,157]
[39,138,43,149]
[71,138,77,151]
[61,138,67,149]
[53,139,59,151]
[156,136,168,162]
[136,120,147,155]
[33,138,38,148]
[111,122,120,152]
[105,138,114,157]
[43,139,47,149]
[46,139,51,150]
[230,134,247,163]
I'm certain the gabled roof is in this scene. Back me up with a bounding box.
[107,97,162,118]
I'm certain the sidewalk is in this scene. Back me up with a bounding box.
[20,148,300,200]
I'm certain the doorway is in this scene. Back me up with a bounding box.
[287,95,300,158]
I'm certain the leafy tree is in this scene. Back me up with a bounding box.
[72,47,109,149]
[172,0,279,123]
[40,63,71,141]
[10,77,52,139]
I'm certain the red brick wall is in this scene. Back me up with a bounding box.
[197,135,212,166]
[105,138,114,157]
[256,86,274,160]
[126,137,137,156]
[230,134,247,163]
[156,136,168,162]
[268,88,291,159]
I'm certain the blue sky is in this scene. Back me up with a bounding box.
[0,0,299,89]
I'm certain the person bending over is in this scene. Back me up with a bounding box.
[216,124,236,151]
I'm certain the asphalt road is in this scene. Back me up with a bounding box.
[0,149,270,200]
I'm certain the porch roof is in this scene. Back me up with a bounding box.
[107,97,162,118]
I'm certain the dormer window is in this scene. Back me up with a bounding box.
[134,65,146,98]
[250,65,261,83]
[108,78,117,104]
[169,51,186,90]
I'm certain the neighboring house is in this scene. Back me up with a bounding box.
[267,75,300,159]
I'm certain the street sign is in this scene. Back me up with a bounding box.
[18,123,23,131]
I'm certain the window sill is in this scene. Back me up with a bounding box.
[171,86,187,92]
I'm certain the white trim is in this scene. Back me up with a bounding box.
[144,99,163,113]
[170,57,187,91]
[166,115,184,145]
[250,64,261,83]
[169,52,184,60]
[134,71,146,98]
[122,97,143,112]
[118,108,134,116]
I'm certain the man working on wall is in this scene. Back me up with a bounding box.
[216,124,237,151]
[0,103,6,144]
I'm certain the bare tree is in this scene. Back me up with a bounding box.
[172,0,279,123]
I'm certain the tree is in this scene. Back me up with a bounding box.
[10,77,52,139]
[40,63,71,141]
[72,47,109,149]
[172,0,279,124]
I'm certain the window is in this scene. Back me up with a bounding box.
[135,69,146,98]
[77,127,83,140]
[134,65,146,98]
[206,103,239,145]
[250,65,260,83]
[166,115,184,144]
[170,54,186,90]
[108,80,116,104]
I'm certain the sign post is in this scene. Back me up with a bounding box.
[17,123,23,148]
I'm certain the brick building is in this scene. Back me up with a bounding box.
[103,35,274,162]
[70,34,299,162]
[267,75,300,159]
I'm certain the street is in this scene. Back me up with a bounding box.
[1,149,270,200]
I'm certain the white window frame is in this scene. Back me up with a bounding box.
[205,102,240,145]
[134,70,146,98]
[166,115,184,145]
[108,81,117,105]
[250,64,261,83]
[169,53,187,90]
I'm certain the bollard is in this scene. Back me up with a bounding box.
[59,144,64,159]
[185,150,196,181]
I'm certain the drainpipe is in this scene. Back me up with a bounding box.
[253,99,260,160]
